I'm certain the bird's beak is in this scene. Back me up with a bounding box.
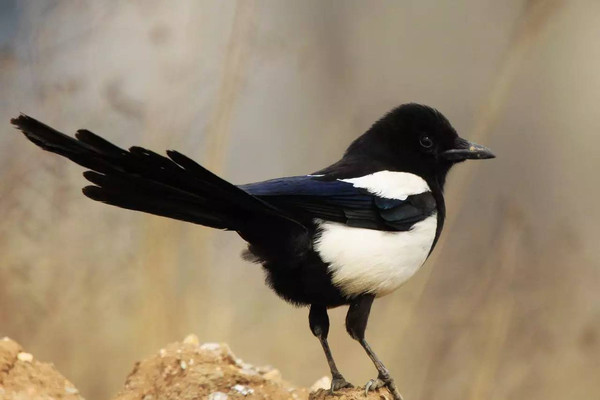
[442,137,495,161]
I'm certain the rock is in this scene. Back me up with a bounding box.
[208,392,229,400]
[16,352,33,362]
[309,387,394,400]
[310,376,331,392]
[111,335,308,400]
[0,336,393,400]
[261,368,282,381]
[231,384,254,395]
[0,337,83,400]
[183,334,199,345]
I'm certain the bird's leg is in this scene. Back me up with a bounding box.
[345,294,404,400]
[309,305,353,393]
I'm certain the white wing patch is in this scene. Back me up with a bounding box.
[340,170,429,200]
[315,214,437,297]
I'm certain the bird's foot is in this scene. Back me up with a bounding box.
[330,374,353,393]
[364,374,403,400]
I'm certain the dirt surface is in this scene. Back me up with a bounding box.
[0,335,392,400]
[112,334,309,400]
[0,337,83,400]
[309,387,394,400]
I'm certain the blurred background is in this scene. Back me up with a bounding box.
[1,0,599,399]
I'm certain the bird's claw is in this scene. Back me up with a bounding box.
[364,376,403,400]
[364,378,385,395]
[330,375,353,393]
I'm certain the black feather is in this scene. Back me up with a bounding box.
[242,175,435,231]
[11,114,305,238]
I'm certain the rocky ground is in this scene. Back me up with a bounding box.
[0,336,392,400]
[0,337,83,400]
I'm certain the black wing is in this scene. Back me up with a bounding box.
[239,176,436,231]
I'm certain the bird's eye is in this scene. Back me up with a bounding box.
[420,136,433,149]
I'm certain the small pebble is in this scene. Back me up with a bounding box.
[208,392,228,400]
[17,352,33,362]
[239,367,258,376]
[262,368,281,381]
[159,349,166,357]
[65,386,79,394]
[256,365,275,374]
[180,360,187,370]
[183,334,199,345]
[310,376,331,392]
[200,342,221,352]
[231,384,254,395]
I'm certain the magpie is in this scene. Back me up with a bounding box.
[11,103,494,400]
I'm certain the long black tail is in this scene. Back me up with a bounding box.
[11,114,301,237]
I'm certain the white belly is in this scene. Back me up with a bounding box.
[314,214,437,297]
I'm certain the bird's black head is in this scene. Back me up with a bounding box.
[344,103,494,188]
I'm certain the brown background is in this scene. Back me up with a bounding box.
[1,1,599,399]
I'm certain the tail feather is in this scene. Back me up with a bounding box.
[75,129,126,157]
[11,114,303,236]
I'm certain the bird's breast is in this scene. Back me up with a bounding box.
[314,214,437,297]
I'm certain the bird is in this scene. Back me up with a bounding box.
[11,103,494,400]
